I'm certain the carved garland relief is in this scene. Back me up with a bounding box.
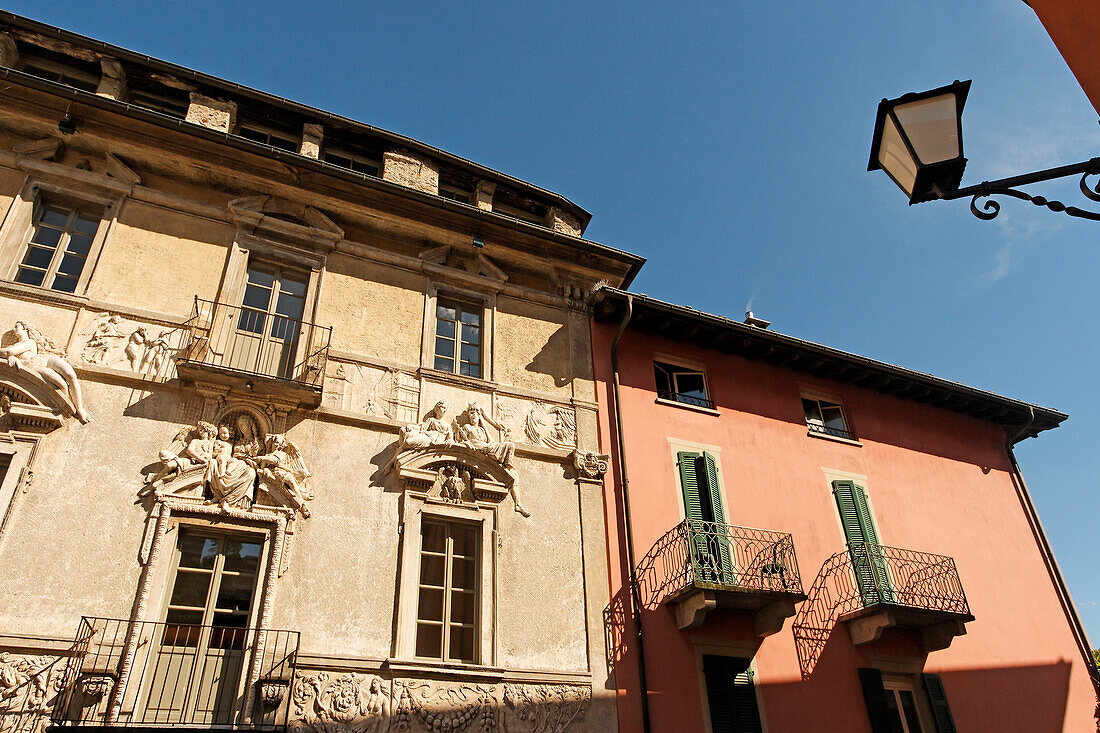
[0,653,67,733]
[291,672,590,733]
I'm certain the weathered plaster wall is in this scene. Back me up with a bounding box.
[593,320,1097,732]
[494,295,573,397]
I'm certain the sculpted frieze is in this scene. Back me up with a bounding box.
[0,322,88,423]
[291,672,390,733]
[0,653,67,733]
[79,312,183,381]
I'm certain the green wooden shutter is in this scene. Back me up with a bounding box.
[678,451,704,522]
[678,451,711,582]
[697,453,735,584]
[922,674,957,733]
[833,481,894,603]
[857,668,904,733]
[702,655,762,733]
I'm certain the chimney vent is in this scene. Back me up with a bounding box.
[744,311,771,329]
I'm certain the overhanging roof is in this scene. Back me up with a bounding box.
[591,287,1066,441]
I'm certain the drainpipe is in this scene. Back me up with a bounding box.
[609,294,652,733]
[1006,407,1100,696]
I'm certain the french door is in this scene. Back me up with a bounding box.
[230,263,308,380]
[144,531,263,725]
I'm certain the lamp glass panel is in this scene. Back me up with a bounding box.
[877,114,918,196]
[894,93,960,165]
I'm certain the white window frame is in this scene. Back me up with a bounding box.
[881,673,936,733]
[321,147,381,177]
[653,353,715,413]
[800,388,860,445]
[393,492,496,666]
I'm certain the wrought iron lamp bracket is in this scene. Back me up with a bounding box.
[946,157,1100,222]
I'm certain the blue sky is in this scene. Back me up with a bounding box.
[14,2,1100,639]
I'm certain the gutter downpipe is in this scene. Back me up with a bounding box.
[1006,407,1100,697]
[610,294,652,733]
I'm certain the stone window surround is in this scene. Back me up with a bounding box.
[215,234,324,333]
[691,638,767,733]
[0,175,122,297]
[420,279,496,384]
[0,435,37,549]
[394,491,497,667]
[821,467,881,549]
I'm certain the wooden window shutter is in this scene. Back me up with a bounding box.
[921,674,957,733]
[833,481,893,603]
[857,668,903,733]
[702,655,762,733]
[697,452,725,523]
[696,452,735,583]
[677,451,704,522]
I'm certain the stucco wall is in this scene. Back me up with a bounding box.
[593,320,1096,733]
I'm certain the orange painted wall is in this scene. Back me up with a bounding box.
[1030,0,1100,115]
[593,320,1096,732]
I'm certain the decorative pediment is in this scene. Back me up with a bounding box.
[393,446,512,505]
[104,153,141,186]
[13,137,63,161]
[229,195,343,247]
[419,245,508,283]
[0,385,64,433]
[0,322,88,424]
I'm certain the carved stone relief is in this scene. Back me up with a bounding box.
[493,396,576,451]
[0,321,88,423]
[325,362,418,424]
[289,673,590,733]
[570,451,609,481]
[0,653,67,733]
[143,419,313,519]
[77,312,184,381]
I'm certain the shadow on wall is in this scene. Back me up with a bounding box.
[525,323,573,388]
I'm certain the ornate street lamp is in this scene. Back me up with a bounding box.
[868,80,1100,221]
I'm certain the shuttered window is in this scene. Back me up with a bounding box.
[678,452,734,584]
[859,668,953,733]
[702,655,762,733]
[833,480,893,603]
[921,674,957,733]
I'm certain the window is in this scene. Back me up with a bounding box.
[802,396,854,440]
[129,88,189,118]
[677,450,734,585]
[19,56,99,93]
[702,655,762,733]
[439,184,472,205]
[323,148,380,177]
[234,262,309,379]
[833,480,894,604]
[238,125,299,152]
[15,201,100,293]
[858,669,952,733]
[655,361,713,409]
[433,297,482,378]
[492,201,544,225]
[415,519,479,663]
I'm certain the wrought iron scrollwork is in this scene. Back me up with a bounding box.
[968,179,1100,222]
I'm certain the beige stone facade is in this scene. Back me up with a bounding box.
[0,12,639,733]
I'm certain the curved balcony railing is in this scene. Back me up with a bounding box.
[792,543,969,678]
[51,617,299,730]
[178,297,330,389]
[636,519,802,609]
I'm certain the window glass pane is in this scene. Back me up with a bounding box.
[821,405,847,430]
[50,275,79,293]
[417,588,444,621]
[30,226,62,248]
[422,523,446,553]
[247,267,276,289]
[242,283,273,312]
[15,268,45,286]
[210,622,248,649]
[898,690,924,732]
[675,371,707,399]
[434,356,455,373]
[448,625,474,662]
[39,207,70,227]
[22,246,55,270]
[415,623,442,658]
[72,216,99,235]
[169,570,212,608]
[223,540,262,574]
[802,398,823,424]
[435,337,456,360]
[452,526,478,557]
[237,309,266,334]
[461,323,479,346]
[419,555,445,587]
[460,309,480,326]
[451,591,476,624]
[281,275,308,299]
[56,253,85,278]
[653,363,672,394]
[179,535,219,569]
[274,292,305,320]
[163,611,203,646]
[451,557,476,590]
[436,302,456,321]
[459,362,480,378]
[436,319,456,340]
[883,689,903,726]
[66,232,94,256]
[325,152,352,168]
[460,343,480,364]
[215,574,256,613]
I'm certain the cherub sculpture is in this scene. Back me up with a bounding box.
[205,424,257,510]
[145,421,217,488]
[433,464,471,502]
[0,321,89,422]
[253,433,313,517]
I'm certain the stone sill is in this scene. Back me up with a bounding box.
[655,396,720,416]
[806,429,862,447]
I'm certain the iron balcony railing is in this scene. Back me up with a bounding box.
[178,297,331,389]
[806,420,855,440]
[51,617,299,730]
[792,543,970,678]
[657,390,716,410]
[636,519,803,608]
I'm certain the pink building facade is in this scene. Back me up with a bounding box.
[591,288,1097,732]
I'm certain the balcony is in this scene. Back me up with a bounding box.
[637,520,806,637]
[793,544,973,677]
[51,617,299,731]
[175,297,331,408]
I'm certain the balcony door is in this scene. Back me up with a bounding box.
[144,530,263,726]
[832,480,895,604]
[231,263,308,380]
[678,451,735,585]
